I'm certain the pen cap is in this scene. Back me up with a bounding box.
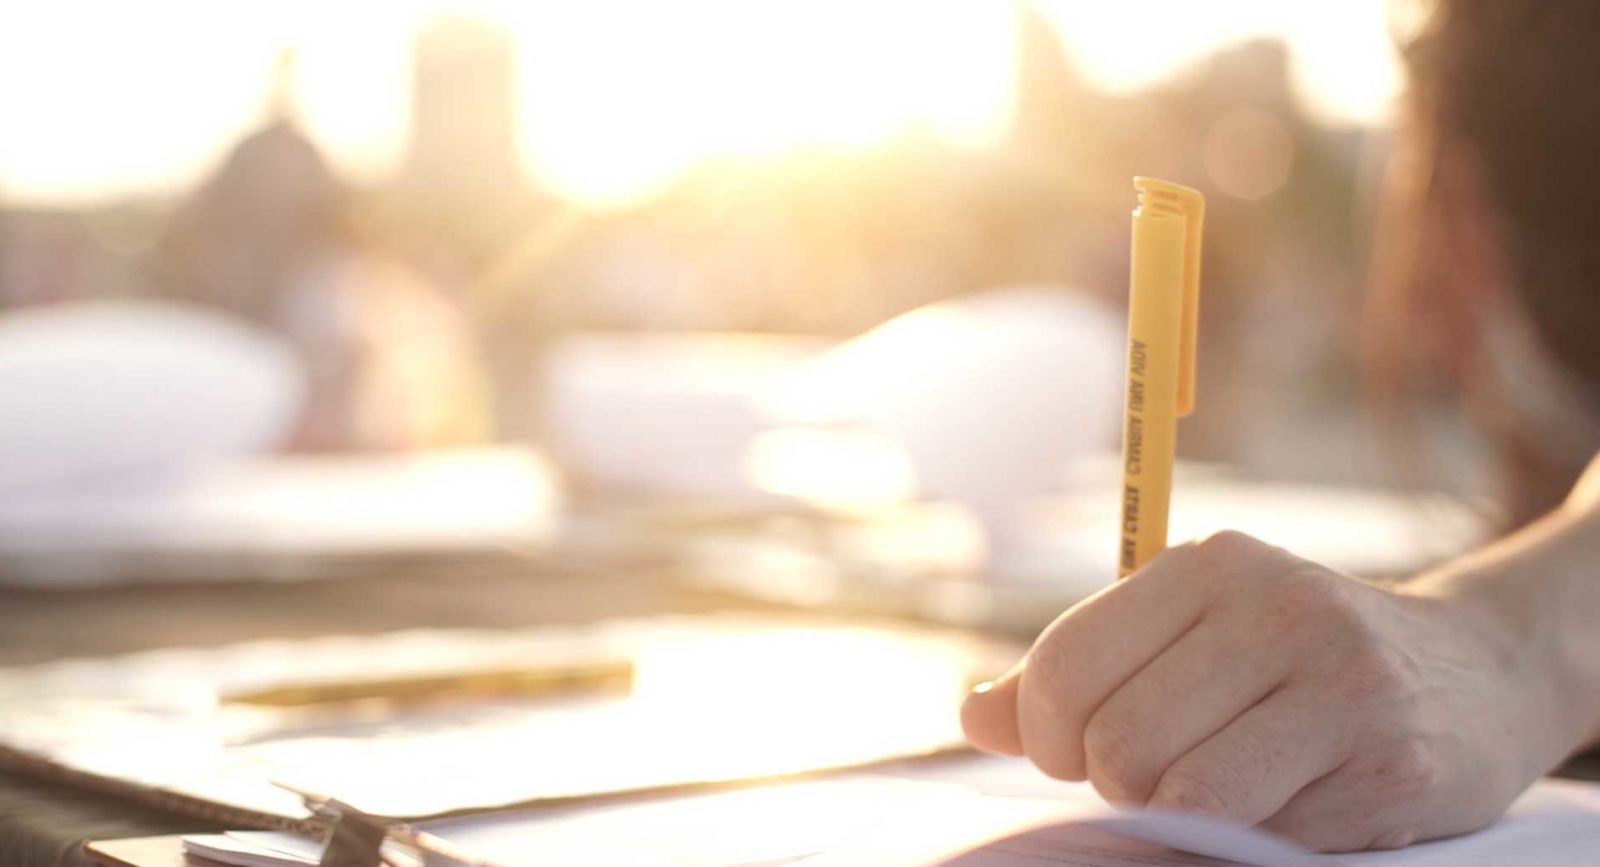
[1132,177,1204,417]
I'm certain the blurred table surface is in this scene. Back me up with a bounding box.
[0,559,776,867]
[81,837,185,867]
[6,562,1600,867]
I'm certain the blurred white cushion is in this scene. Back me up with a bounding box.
[0,300,304,492]
[542,332,829,498]
[768,287,1124,511]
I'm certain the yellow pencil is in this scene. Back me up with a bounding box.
[1119,177,1204,579]
[222,661,633,709]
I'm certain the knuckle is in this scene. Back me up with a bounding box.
[1266,799,1420,854]
[1335,644,1418,702]
[1269,821,1342,853]
[1082,714,1148,801]
[1270,566,1350,617]
[1028,612,1081,680]
[1194,529,1259,563]
[1257,568,1354,642]
[1369,740,1439,801]
[1020,635,1080,719]
[1367,828,1419,850]
[1284,824,1385,855]
[1152,766,1235,817]
[1016,653,1087,781]
[1148,539,1200,571]
[1025,744,1082,782]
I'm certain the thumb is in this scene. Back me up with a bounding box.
[960,662,1024,756]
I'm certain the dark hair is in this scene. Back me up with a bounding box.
[1425,2,1600,387]
[1369,1,1600,523]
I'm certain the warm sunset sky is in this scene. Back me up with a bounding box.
[0,0,1402,208]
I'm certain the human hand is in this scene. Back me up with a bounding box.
[961,531,1571,852]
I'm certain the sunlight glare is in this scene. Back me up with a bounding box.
[508,0,1017,207]
[0,0,1402,206]
[1038,0,1402,126]
[744,428,919,513]
[0,2,277,202]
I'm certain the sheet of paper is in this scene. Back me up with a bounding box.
[421,773,1307,867]
[418,777,996,867]
[0,619,1010,823]
[803,794,1301,867]
[182,833,319,867]
[183,830,419,867]
[222,831,325,863]
[807,777,1600,867]
[1309,778,1600,867]
[184,775,1600,867]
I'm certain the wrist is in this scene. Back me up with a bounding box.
[1404,551,1600,765]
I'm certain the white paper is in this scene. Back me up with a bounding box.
[222,831,326,862]
[182,833,320,867]
[188,774,1600,867]
[1310,778,1600,867]
[182,830,426,867]
[805,777,1600,867]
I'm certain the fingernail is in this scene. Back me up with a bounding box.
[970,680,996,695]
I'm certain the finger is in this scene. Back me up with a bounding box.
[1262,745,1437,852]
[1147,684,1346,827]
[1011,542,1219,780]
[1080,613,1291,803]
[961,667,1023,755]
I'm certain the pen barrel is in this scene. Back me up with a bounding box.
[1119,209,1185,578]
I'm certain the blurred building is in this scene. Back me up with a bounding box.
[156,54,492,452]
[367,14,547,288]
[1011,2,1094,167]
[0,209,98,307]
[0,7,1410,482]
[160,112,342,322]
[400,15,523,206]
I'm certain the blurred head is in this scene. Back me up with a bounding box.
[1373,0,1600,522]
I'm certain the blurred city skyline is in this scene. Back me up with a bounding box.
[0,0,1437,492]
[0,0,1402,208]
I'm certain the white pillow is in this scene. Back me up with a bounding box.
[0,300,304,492]
[769,286,1123,501]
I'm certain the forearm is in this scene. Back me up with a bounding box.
[1405,486,1600,758]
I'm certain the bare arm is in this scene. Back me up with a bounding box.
[1410,460,1600,754]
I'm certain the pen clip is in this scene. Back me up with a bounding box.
[1133,177,1205,417]
[1177,186,1204,418]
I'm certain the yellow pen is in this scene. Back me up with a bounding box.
[1119,177,1204,578]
